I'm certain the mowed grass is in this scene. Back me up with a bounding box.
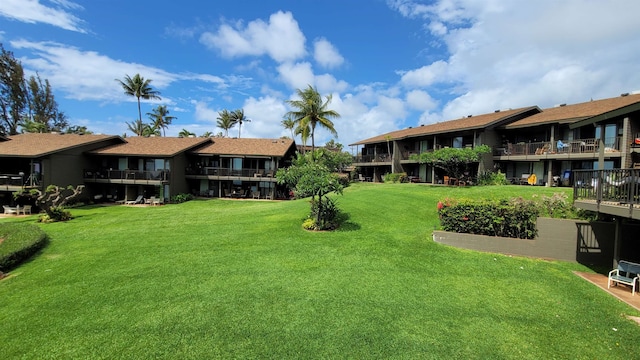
[1,183,639,359]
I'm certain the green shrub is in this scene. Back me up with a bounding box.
[438,198,539,239]
[302,218,318,231]
[0,223,48,272]
[309,197,340,230]
[38,206,72,223]
[171,193,194,204]
[384,173,408,183]
[477,170,509,185]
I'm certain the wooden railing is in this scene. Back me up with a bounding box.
[494,137,621,156]
[186,167,275,178]
[84,169,170,181]
[573,169,640,205]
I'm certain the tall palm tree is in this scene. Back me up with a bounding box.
[147,105,176,137]
[295,122,310,153]
[281,115,296,139]
[178,128,195,138]
[285,85,340,155]
[116,73,161,123]
[231,108,250,138]
[216,109,235,137]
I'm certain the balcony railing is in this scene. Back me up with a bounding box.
[494,137,621,156]
[83,169,170,182]
[186,167,275,178]
[0,173,25,186]
[573,169,640,205]
[352,154,392,163]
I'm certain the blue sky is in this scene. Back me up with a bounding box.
[1,0,640,148]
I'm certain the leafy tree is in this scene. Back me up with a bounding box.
[216,109,235,137]
[178,128,195,138]
[276,149,348,230]
[147,105,175,136]
[65,125,92,135]
[116,73,161,123]
[410,145,491,180]
[231,108,250,138]
[23,74,68,133]
[285,85,340,156]
[324,139,343,151]
[0,44,28,135]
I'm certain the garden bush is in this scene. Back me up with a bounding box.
[38,206,72,223]
[309,197,340,230]
[477,170,509,185]
[384,172,408,183]
[171,193,194,203]
[0,223,48,272]
[438,197,539,239]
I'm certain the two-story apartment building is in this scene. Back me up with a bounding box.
[350,93,640,186]
[350,107,540,183]
[186,137,296,199]
[0,133,122,205]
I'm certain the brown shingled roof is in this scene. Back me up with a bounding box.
[0,133,121,157]
[191,137,295,157]
[350,106,539,145]
[90,136,211,157]
[505,93,640,129]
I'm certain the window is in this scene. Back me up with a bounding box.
[453,137,463,149]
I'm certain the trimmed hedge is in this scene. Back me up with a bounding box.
[0,223,48,272]
[438,198,539,239]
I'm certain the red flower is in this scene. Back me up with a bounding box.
[437,201,444,211]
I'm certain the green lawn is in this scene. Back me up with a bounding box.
[1,183,639,359]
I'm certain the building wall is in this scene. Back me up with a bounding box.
[432,218,632,267]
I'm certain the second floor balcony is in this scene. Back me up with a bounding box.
[573,168,640,220]
[494,137,621,158]
[83,169,170,184]
[186,167,276,180]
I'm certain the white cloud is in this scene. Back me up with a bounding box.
[0,0,86,33]
[192,100,219,123]
[315,74,349,94]
[313,38,344,69]
[199,11,306,63]
[277,62,314,90]
[392,0,640,118]
[399,60,449,87]
[242,96,288,138]
[406,90,437,111]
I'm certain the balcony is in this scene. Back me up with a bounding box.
[0,173,40,191]
[352,154,392,164]
[573,169,640,220]
[83,169,170,184]
[186,167,276,180]
[494,137,621,158]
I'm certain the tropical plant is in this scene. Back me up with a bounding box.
[411,145,491,181]
[276,151,346,230]
[200,131,213,138]
[147,105,175,136]
[295,122,310,153]
[0,43,27,135]
[64,125,93,135]
[230,108,250,138]
[285,85,340,156]
[178,128,195,138]
[126,119,157,137]
[216,109,235,137]
[116,73,161,123]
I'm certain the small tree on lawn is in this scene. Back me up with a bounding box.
[36,184,84,222]
[276,150,346,230]
[410,145,491,181]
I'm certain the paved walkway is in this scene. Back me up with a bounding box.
[575,271,640,312]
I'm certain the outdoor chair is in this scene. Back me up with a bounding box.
[19,205,32,215]
[125,195,144,205]
[3,205,18,215]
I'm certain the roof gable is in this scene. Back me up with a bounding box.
[0,133,122,157]
[350,106,539,145]
[191,137,295,157]
[506,93,640,129]
[90,136,212,157]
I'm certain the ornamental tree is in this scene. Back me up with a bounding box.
[410,145,491,180]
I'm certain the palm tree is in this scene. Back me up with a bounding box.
[231,108,250,138]
[200,131,213,138]
[295,122,310,153]
[178,128,195,138]
[116,74,161,123]
[281,115,296,139]
[126,119,157,137]
[216,109,235,137]
[285,85,340,155]
[147,105,176,136]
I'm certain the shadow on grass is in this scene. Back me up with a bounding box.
[336,212,361,232]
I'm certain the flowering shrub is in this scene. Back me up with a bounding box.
[438,198,539,239]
